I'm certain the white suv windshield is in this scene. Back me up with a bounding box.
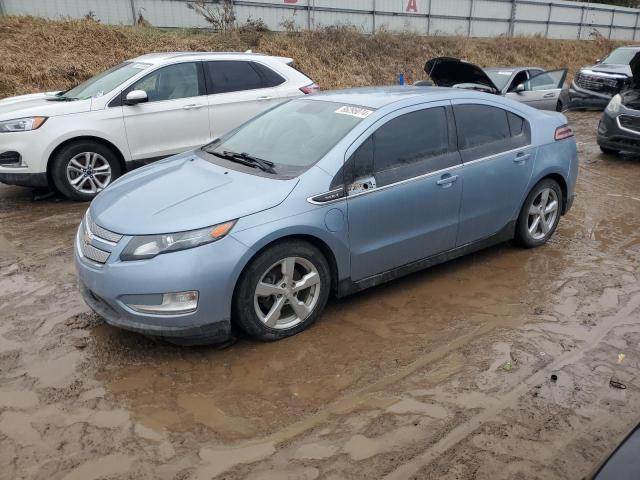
[204,99,374,176]
[60,62,151,100]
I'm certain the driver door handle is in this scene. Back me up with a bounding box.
[436,174,458,186]
[183,103,205,110]
[543,93,556,98]
[257,95,273,100]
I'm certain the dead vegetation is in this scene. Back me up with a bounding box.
[0,16,623,98]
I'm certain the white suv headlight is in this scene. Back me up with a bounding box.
[0,116,47,133]
[606,94,622,114]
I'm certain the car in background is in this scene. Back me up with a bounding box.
[0,52,319,200]
[570,45,640,110]
[597,51,640,155]
[584,422,640,479]
[75,87,577,346]
[424,57,568,111]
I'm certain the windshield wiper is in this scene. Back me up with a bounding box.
[211,150,276,174]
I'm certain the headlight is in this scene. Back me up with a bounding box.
[120,220,237,261]
[0,116,47,133]
[606,94,622,114]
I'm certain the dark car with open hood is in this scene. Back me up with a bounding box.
[597,51,640,155]
[570,46,640,110]
[424,57,567,111]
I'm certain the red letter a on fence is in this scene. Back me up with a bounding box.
[406,0,418,12]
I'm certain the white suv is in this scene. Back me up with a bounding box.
[0,52,318,200]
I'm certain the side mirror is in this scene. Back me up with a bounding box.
[124,90,148,106]
[514,83,526,93]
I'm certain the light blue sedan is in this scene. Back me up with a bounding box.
[74,87,578,345]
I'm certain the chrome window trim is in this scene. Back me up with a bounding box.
[306,145,530,206]
[616,114,640,136]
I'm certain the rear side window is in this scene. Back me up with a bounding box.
[251,62,286,87]
[345,107,457,189]
[205,61,263,94]
[453,104,530,161]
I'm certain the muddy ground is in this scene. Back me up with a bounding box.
[0,111,639,480]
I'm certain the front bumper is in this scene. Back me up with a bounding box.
[74,225,251,346]
[567,83,612,111]
[597,109,640,154]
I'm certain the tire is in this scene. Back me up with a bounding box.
[515,178,563,249]
[600,145,619,155]
[233,240,331,341]
[51,141,122,201]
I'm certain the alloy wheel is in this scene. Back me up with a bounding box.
[254,256,321,330]
[66,152,112,194]
[527,187,559,241]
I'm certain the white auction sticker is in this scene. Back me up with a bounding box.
[335,105,373,119]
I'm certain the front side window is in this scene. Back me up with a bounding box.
[203,99,371,177]
[60,62,151,100]
[205,61,264,94]
[129,62,202,102]
[454,104,530,160]
[525,70,565,91]
[344,107,455,189]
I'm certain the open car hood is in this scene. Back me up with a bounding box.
[630,51,640,86]
[424,57,499,93]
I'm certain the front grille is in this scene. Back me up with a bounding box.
[575,71,625,95]
[86,211,123,243]
[618,114,640,134]
[80,241,111,264]
[0,151,21,166]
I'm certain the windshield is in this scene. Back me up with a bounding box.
[203,99,373,176]
[603,48,639,65]
[59,62,151,100]
[485,70,514,91]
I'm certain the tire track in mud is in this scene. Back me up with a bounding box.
[384,292,640,480]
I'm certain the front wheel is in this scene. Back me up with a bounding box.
[51,141,122,201]
[233,240,331,341]
[515,179,563,248]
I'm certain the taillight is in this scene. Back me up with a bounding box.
[300,83,320,95]
[555,125,574,141]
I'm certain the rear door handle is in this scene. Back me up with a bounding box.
[183,103,205,110]
[543,92,556,98]
[436,174,458,186]
[513,153,531,164]
[257,96,273,100]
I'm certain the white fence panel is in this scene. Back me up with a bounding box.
[2,0,640,41]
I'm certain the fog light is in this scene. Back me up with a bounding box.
[127,291,198,314]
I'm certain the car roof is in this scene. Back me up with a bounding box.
[307,86,497,109]
[129,52,293,65]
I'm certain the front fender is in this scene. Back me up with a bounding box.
[228,205,351,300]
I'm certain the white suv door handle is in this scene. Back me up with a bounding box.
[257,96,273,100]
[183,103,205,110]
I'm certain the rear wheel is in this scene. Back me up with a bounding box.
[515,179,563,248]
[599,145,620,155]
[51,141,122,201]
[233,240,331,341]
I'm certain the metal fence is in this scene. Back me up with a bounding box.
[3,0,640,41]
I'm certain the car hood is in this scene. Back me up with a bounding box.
[0,92,91,121]
[425,57,499,93]
[90,151,300,235]
[584,63,632,77]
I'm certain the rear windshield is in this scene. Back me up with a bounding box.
[203,99,373,176]
[603,48,639,65]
